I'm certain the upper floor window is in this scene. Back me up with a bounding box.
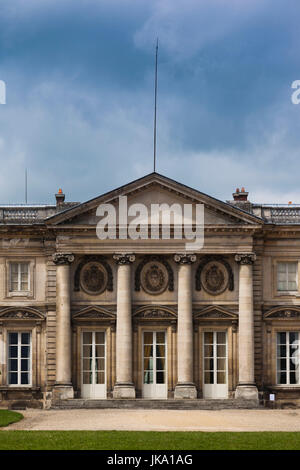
[9,262,30,292]
[277,262,298,292]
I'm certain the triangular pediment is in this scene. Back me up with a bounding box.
[72,306,116,320]
[46,173,263,227]
[194,305,238,320]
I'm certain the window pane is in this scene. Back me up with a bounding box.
[156,332,165,344]
[204,358,214,370]
[21,333,30,345]
[83,372,92,384]
[144,371,153,384]
[156,344,165,357]
[204,371,214,384]
[290,332,299,344]
[95,345,105,357]
[217,358,226,370]
[217,345,226,357]
[21,359,29,372]
[21,346,30,358]
[217,371,226,384]
[95,332,105,344]
[82,332,92,345]
[95,371,105,384]
[217,332,226,344]
[82,358,92,370]
[95,358,105,371]
[9,372,18,385]
[83,345,92,357]
[156,358,165,371]
[9,346,17,358]
[277,332,286,344]
[144,345,153,358]
[144,332,153,344]
[204,332,213,344]
[204,345,213,357]
[156,371,165,384]
[21,372,29,385]
[277,345,286,357]
[9,359,18,371]
[278,371,286,384]
[9,333,18,345]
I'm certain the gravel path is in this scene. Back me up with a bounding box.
[2,408,300,432]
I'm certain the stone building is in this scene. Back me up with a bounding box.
[0,172,299,409]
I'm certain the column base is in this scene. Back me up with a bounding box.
[235,384,259,401]
[174,383,197,399]
[113,383,136,399]
[53,385,74,401]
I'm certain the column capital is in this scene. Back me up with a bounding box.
[52,253,75,265]
[174,253,197,265]
[235,253,256,265]
[113,253,135,265]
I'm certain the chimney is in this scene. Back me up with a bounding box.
[232,187,248,202]
[55,188,65,206]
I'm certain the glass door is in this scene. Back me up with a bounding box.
[143,331,167,399]
[203,331,228,399]
[81,331,106,399]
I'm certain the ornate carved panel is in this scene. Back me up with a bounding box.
[0,307,45,320]
[133,305,177,319]
[72,306,116,321]
[195,256,234,294]
[264,307,300,320]
[135,256,174,293]
[194,305,238,320]
[74,255,113,292]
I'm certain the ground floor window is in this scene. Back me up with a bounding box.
[8,331,31,385]
[277,331,300,385]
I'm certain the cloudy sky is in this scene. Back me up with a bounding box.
[0,0,300,205]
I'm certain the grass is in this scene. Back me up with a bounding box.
[0,431,300,450]
[0,410,23,428]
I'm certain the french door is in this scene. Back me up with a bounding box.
[143,331,167,399]
[81,331,106,399]
[203,331,228,399]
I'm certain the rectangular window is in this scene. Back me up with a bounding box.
[8,332,31,386]
[277,332,300,385]
[277,262,298,292]
[9,262,29,292]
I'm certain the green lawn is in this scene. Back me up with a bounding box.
[0,410,23,428]
[0,431,300,450]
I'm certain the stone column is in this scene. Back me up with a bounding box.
[113,253,136,398]
[52,252,75,400]
[235,253,258,401]
[174,253,197,399]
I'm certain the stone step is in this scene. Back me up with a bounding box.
[52,398,260,410]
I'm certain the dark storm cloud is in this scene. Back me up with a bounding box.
[0,0,299,204]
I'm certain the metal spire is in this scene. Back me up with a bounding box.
[153,38,158,172]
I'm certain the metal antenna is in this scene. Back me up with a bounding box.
[153,38,158,172]
[25,168,27,204]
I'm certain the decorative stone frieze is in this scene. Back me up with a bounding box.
[235,253,256,265]
[174,253,197,265]
[113,253,135,265]
[52,253,75,265]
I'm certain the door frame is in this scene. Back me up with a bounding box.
[142,329,168,399]
[80,328,107,399]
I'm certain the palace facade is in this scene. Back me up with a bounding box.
[0,172,299,409]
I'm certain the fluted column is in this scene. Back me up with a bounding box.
[113,253,136,399]
[52,252,74,400]
[174,253,197,399]
[235,253,258,401]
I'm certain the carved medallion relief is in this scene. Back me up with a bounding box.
[80,261,108,295]
[140,261,169,295]
[200,261,230,295]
